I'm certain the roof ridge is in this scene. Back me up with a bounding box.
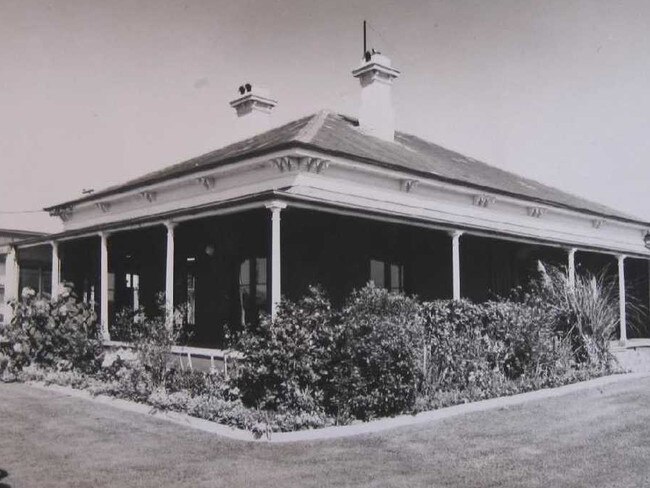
[294,109,331,143]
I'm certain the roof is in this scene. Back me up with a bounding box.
[46,110,646,225]
[0,228,47,248]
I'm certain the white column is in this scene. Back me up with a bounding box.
[165,222,176,321]
[51,241,60,298]
[4,246,19,323]
[567,248,577,288]
[450,230,463,301]
[646,260,650,326]
[265,201,287,319]
[99,232,110,341]
[618,254,627,343]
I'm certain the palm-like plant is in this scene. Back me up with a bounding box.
[535,262,619,368]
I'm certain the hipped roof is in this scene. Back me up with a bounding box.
[46,110,646,225]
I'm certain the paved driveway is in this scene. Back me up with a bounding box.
[1,376,649,487]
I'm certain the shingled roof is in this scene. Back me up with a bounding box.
[47,110,645,225]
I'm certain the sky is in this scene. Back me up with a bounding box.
[1,0,650,233]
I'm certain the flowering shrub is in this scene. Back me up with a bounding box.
[0,285,103,377]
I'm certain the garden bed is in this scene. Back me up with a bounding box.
[1,264,623,438]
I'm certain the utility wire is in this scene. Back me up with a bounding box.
[0,209,46,214]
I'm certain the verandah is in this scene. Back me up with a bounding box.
[8,203,650,350]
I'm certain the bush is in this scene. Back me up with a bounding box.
[0,285,103,377]
[331,285,425,420]
[234,286,336,414]
[112,299,188,390]
[421,298,574,400]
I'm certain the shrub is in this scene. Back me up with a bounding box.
[112,299,189,390]
[234,286,336,414]
[0,285,103,377]
[421,298,574,400]
[331,285,425,420]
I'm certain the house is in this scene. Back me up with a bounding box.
[5,51,650,361]
[0,228,49,324]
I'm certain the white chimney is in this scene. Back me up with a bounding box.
[352,51,401,142]
[229,84,277,139]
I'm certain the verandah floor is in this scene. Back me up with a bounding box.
[1,376,649,487]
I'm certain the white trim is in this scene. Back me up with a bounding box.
[99,232,110,341]
[265,200,287,319]
[618,254,627,343]
[104,340,243,360]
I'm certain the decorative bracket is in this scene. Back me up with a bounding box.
[270,156,330,174]
[400,179,420,193]
[139,191,157,203]
[197,176,216,190]
[95,202,111,213]
[527,206,547,218]
[473,194,496,208]
[592,219,606,229]
[50,205,74,222]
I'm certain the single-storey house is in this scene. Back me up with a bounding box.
[5,52,650,362]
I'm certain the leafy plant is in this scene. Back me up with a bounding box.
[234,286,336,414]
[533,262,619,368]
[331,284,426,420]
[0,284,103,378]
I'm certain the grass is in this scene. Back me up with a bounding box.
[1,376,650,487]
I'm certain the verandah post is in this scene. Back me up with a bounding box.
[450,230,463,301]
[164,221,176,324]
[265,201,287,320]
[618,254,627,344]
[4,246,20,323]
[567,247,577,288]
[51,240,60,298]
[99,232,111,341]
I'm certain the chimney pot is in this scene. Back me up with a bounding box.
[229,84,277,139]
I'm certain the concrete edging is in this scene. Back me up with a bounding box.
[25,372,650,444]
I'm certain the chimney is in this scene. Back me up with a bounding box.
[352,50,401,141]
[229,83,277,139]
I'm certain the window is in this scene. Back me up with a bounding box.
[186,272,196,325]
[369,259,404,293]
[239,257,267,325]
[125,273,140,310]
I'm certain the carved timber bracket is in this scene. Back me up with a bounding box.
[95,202,111,213]
[527,206,547,218]
[270,156,330,174]
[473,194,496,208]
[50,205,74,222]
[196,176,216,190]
[139,191,157,203]
[592,219,606,229]
[400,179,420,193]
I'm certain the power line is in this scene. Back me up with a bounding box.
[0,209,45,215]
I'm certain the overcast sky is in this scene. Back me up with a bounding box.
[1,0,649,233]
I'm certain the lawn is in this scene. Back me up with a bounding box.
[1,376,649,488]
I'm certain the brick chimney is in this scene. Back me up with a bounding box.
[229,84,277,139]
[352,51,401,142]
